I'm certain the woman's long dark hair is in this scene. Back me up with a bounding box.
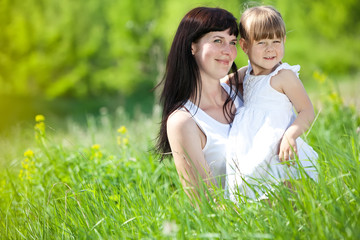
[155,7,240,158]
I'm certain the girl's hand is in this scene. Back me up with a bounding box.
[278,136,298,163]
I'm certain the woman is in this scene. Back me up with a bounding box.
[156,7,243,200]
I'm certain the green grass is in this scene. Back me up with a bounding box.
[0,76,359,239]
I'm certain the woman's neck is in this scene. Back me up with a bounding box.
[196,78,227,109]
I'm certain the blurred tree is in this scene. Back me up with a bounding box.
[0,0,165,98]
[271,0,360,76]
[0,0,359,100]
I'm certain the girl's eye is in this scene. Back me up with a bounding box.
[257,41,264,45]
[273,40,281,43]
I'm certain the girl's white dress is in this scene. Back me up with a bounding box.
[226,62,318,201]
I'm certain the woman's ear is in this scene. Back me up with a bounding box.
[191,42,196,55]
[239,38,249,54]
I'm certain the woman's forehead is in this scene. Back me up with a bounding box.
[206,29,237,38]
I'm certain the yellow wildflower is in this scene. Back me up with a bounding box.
[34,115,46,143]
[329,92,343,104]
[19,169,24,180]
[90,144,103,160]
[35,122,45,132]
[313,71,326,84]
[94,151,103,158]
[26,172,32,180]
[24,149,34,158]
[91,144,101,150]
[117,136,129,146]
[117,126,127,134]
[117,125,130,147]
[35,114,45,122]
[19,151,36,182]
[22,159,29,169]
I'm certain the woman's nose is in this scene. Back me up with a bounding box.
[222,43,231,54]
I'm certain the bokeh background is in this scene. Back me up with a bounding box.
[1,1,359,238]
[1,0,359,131]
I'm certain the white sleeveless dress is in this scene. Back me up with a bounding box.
[226,63,318,201]
[183,83,243,189]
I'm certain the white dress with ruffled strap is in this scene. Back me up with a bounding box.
[226,62,318,201]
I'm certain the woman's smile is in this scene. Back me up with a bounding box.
[216,58,231,65]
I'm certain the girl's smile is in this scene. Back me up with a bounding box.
[240,37,285,75]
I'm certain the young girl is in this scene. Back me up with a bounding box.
[226,6,318,201]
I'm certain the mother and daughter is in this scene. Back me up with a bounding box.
[156,6,318,202]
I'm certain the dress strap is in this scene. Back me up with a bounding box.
[269,63,301,78]
[245,61,300,78]
[245,60,252,76]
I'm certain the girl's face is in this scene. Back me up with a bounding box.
[191,29,237,82]
[240,37,285,75]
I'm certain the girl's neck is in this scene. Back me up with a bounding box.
[250,61,282,76]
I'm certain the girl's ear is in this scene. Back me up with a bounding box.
[239,38,248,54]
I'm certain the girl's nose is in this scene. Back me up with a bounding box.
[266,44,275,52]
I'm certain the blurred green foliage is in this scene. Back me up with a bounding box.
[0,0,359,99]
[0,0,164,98]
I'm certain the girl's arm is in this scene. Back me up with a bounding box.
[271,69,315,161]
[166,110,215,200]
[221,66,247,95]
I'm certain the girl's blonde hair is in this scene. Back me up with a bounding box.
[239,6,286,42]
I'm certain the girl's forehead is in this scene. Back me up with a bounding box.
[253,36,283,41]
[249,33,285,42]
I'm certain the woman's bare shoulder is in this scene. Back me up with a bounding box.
[167,109,196,134]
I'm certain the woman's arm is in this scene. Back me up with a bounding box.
[166,110,215,199]
[271,69,315,161]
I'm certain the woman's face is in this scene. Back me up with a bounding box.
[191,29,237,82]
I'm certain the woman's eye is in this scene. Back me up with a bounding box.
[230,41,237,45]
[214,39,222,43]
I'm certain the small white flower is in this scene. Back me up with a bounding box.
[162,220,179,236]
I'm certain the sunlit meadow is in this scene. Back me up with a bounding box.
[0,74,359,239]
